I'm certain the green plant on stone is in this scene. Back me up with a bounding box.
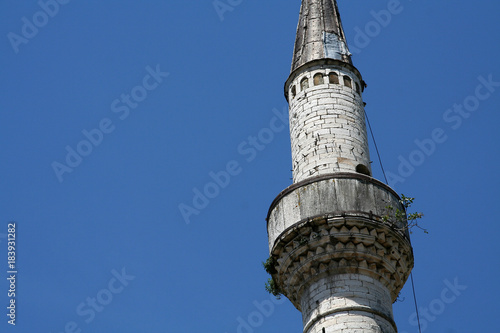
[382,194,426,234]
[264,277,282,299]
[263,256,282,298]
[262,256,277,275]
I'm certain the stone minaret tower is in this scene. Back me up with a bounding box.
[266,1,414,332]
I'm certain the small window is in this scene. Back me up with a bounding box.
[300,77,309,91]
[313,73,324,86]
[329,72,339,84]
[291,85,296,98]
[343,76,352,88]
[355,82,361,95]
[356,164,371,176]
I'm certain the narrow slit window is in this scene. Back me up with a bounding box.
[329,72,339,84]
[313,73,324,86]
[291,85,296,98]
[343,75,352,88]
[355,82,361,95]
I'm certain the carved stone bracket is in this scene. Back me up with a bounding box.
[269,214,414,310]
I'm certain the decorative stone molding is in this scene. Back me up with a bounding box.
[269,215,413,310]
[266,174,414,311]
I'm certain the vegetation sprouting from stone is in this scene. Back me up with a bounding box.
[263,195,423,299]
[263,256,281,298]
[382,194,426,234]
[263,256,277,275]
[264,278,282,299]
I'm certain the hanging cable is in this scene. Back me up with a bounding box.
[364,108,422,333]
[363,109,388,184]
[410,272,422,333]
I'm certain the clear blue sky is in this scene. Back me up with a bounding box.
[1,1,499,332]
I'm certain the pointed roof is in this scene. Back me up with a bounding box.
[291,0,352,73]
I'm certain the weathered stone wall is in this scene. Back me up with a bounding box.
[266,174,414,332]
[287,64,371,183]
[267,175,406,252]
[269,2,415,332]
[302,274,395,333]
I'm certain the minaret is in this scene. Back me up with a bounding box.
[266,1,414,332]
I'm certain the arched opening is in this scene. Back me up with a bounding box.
[329,72,339,84]
[355,82,361,95]
[313,73,324,86]
[300,77,309,91]
[356,164,371,176]
[343,75,352,88]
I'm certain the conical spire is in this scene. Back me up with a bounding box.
[291,0,352,73]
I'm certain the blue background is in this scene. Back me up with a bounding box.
[0,1,499,332]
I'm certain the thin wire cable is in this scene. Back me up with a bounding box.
[410,272,422,333]
[364,108,422,333]
[363,109,388,184]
